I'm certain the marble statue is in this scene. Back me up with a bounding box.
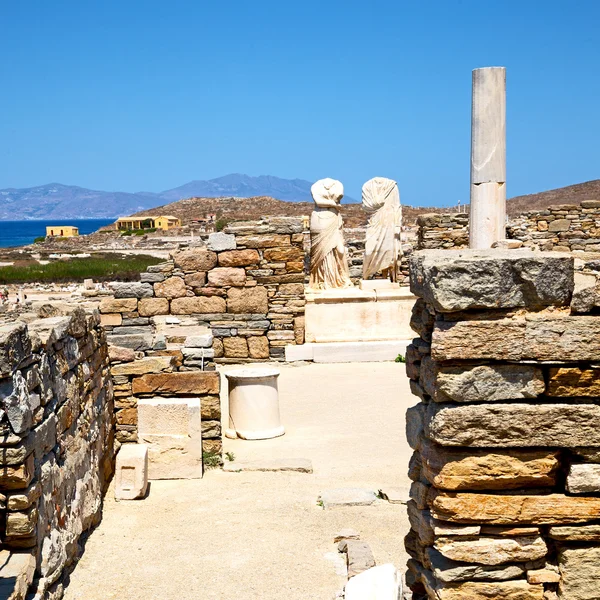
[362,177,402,281]
[309,178,352,290]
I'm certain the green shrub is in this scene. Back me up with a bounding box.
[395,353,406,363]
[215,218,228,232]
[33,236,46,243]
[203,450,223,469]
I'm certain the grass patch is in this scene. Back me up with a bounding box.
[395,353,406,363]
[0,254,163,284]
[225,451,235,462]
[203,450,223,470]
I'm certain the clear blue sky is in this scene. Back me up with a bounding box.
[1,0,599,206]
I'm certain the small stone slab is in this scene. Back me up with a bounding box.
[379,486,408,504]
[319,488,377,509]
[223,458,313,473]
[334,528,360,543]
[338,539,376,578]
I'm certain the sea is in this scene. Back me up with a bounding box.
[0,219,114,248]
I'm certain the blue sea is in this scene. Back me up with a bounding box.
[0,219,114,248]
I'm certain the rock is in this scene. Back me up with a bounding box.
[27,317,71,346]
[138,298,170,317]
[570,273,598,313]
[339,539,376,578]
[115,444,148,500]
[172,248,218,272]
[263,246,304,261]
[419,438,559,490]
[6,506,37,536]
[110,356,174,376]
[107,332,153,352]
[184,272,207,288]
[421,358,545,403]
[424,402,600,448]
[0,454,35,490]
[548,218,570,232]
[6,481,41,510]
[217,249,261,267]
[547,367,600,397]
[425,547,525,583]
[223,337,248,358]
[491,239,524,249]
[548,524,600,541]
[140,272,165,283]
[99,297,138,313]
[153,277,187,299]
[223,458,312,473]
[344,564,401,600]
[431,492,600,525]
[409,250,573,312]
[108,346,135,364]
[100,313,122,327]
[170,296,226,315]
[207,267,246,287]
[407,501,434,544]
[566,463,600,493]
[527,569,560,584]
[132,372,220,395]
[110,282,154,299]
[334,529,360,543]
[0,371,33,434]
[185,333,213,348]
[319,488,377,509]
[247,336,270,359]
[207,232,236,251]
[0,549,36,599]
[235,234,291,248]
[558,546,600,600]
[227,286,268,313]
[434,535,547,566]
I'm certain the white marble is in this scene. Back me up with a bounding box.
[115,444,149,500]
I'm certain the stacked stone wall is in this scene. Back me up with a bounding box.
[0,309,114,599]
[416,213,469,250]
[405,249,600,600]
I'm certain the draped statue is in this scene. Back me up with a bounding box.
[362,177,403,281]
[309,178,352,290]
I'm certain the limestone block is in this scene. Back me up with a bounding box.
[409,250,573,312]
[99,297,137,314]
[421,358,545,402]
[547,367,600,397]
[407,501,434,545]
[247,336,269,359]
[207,267,246,287]
[132,372,220,395]
[227,286,268,313]
[527,569,560,584]
[140,272,165,283]
[223,337,249,358]
[570,272,598,313]
[548,218,570,232]
[419,439,559,490]
[107,332,153,352]
[344,564,401,600]
[6,506,38,537]
[100,313,122,327]
[110,282,154,299]
[115,444,148,500]
[138,298,169,317]
[566,463,600,494]
[185,333,213,348]
[548,524,600,541]
[0,371,32,434]
[0,454,35,490]
[108,345,135,363]
[425,402,600,447]
[6,481,42,510]
[217,249,260,267]
[170,296,226,315]
[319,488,377,509]
[340,539,376,578]
[235,234,290,248]
[172,248,218,272]
[434,535,547,566]
[558,546,600,600]
[431,492,600,525]
[153,277,187,299]
[111,356,174,376]
[207,232,236,251]
[263,246,304,262]
[184,272,206,287]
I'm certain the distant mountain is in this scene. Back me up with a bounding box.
[0,174,358,221]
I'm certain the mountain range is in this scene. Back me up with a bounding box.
[0,174,355,221]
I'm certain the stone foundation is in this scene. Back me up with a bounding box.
[406,249,600,600]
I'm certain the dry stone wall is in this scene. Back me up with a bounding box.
[0,309,114,599]
[405,249,600,600]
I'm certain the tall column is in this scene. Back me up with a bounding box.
[469,67,506,249]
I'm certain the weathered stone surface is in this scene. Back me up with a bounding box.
[115,444,148,501]
[100,313,122,327]
[108,346,136,364]
[217,249,260,267]
[247,336,269,359]
[200,395,221,420]
[548,218,570,232]
[138,298,170,317]
[107,332,153,351]
[527,569,560,584]
[223,458,312,473]
[140,272,165,283]
[110,282,154,299]
[344,564,401,600]
[111,356,173,376]
[263,246,304,262]
[566,463,600,494]
[407,501,434,545]
[153,277,187,299]
[547,366,600,397]
[0,454,34,490]
[185,333,213,348]
[132,372,220,395]
[227,286,268,314]
[431,492,600,525]
[223,337,248,358]
[6,506,38,536]
[172,248,218,272]
[319,488,377,509]
[421,358,545,402]
[170,296,226,315]
[184,272,206,287]
[235,234,290,248]
[549,524,600,541]
[0,371,33,434]
[434,535,547,566]
[207,232,236,251]
[409,250,573,312]
[570,272,598,313]
[419,439,559,490]
[425,402,600,448]
[558,546,600,600]
[207,267,246,287]
[425,547,525,583]
[99,297,138,314]
[339,539,376,578]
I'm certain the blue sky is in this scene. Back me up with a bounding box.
[1,0,599,206]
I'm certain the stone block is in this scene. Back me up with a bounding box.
[138,297,170,317]
[263,247,304,262]
[100,313,122,327]
[207,267,246,287]
[208,232,236,251]
[99,297,138,314]
[140,272,165,283]
[115,444,148,500]
[172,248,218,272]
[223,337,248,358]
[217,249,260,267]
[548,218,570,232]
[0,454,35,490]
[319,488,377,509]
[548,367,600,396]
[339,539,376,578]
[409,250,573,312]
[223,458,312,473]
[185,333,213,348]
[154,277,187,299]
[132,372,220,395]
[111,356,174,376]
[566,463,600,494]
[110,282,154,299]
[344,564,401,599]
[170,296,226,314]
[107,332,153,352]
[184,272,206,287]
[235,234,290,248]
[548,524,600,541]
[227,286,268,313]
[247,336,269,359]
[558,546,600,600]
[108,345,135,363]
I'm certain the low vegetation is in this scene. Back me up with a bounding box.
[0,254,163,284]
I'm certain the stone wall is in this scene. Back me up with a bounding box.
[0,309,114,599]
[507,201,600,251]
[405,249,600,600]
[416,213,469,250]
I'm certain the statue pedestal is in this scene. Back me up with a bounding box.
[359,279,400,291]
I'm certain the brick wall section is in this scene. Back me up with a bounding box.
[0,309,114,599]
[507,200,600,251]
[405,249,600,599]
[416,213,469,250]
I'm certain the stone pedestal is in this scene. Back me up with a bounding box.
[225,368,283,440]
[115,444,149,500]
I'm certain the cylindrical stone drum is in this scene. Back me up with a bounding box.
[225,368,284,440]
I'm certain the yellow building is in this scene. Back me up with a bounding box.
[116,215,181,231]
[46,225,79,237]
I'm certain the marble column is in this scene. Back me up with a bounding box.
[469,66,506,249]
